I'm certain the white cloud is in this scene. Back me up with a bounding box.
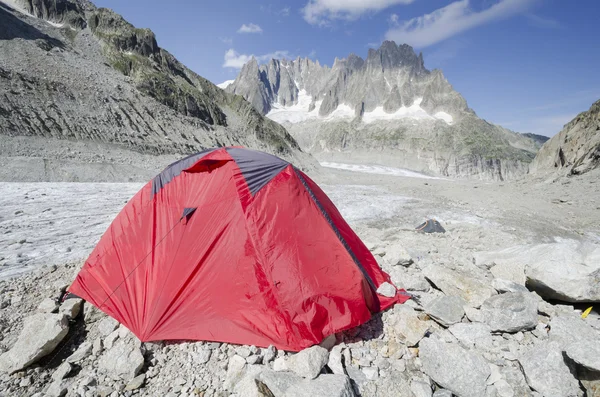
[385,0,535,48]
[389,13,399,23]
[279,7,291,17]
[220,37,233,45]
[237,23,263,34]
[308,49,317,58]
[303,0,415,25]
[223,49,253,68]
[223,49,295,69]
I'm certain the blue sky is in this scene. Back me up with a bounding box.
[93,0,600,137]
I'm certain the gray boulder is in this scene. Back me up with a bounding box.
[391,306,431,346]
[377,282,397,298]
[98,335,144,381]
[425,295,465,327]
[420,337,490,397]
[479,292,538,332]
[476,241,600,302]
[518,341,582,397]
[66,341,92,364]
[286,345,329,379]
[37,298,59,313]
[327,345,346,375]
[549,314,600,348]
[448,322,493,351]
[97,317,120,337]
[385,244,413,266]
[422,265,496,308]
[59,298,83,319]
[491,278,529,294]
[565,341,600,372]
[257,370,355,397]
[0,313,69,373]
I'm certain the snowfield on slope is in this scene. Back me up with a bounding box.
[267,93,453,125]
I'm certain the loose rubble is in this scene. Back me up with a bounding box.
[1,232,600,397]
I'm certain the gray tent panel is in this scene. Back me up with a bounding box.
[416,219,446,233]
[226,147,289,195]
[151,148,216,197]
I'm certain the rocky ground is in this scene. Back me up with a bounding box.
[0,165,599,397]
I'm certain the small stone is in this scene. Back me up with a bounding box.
[92,338,103,355]
[52,362,72,381]
[386,244,413,266]
[433,390,452,397]
[236,346,251,358]
[59,299,83,319]
[361,366,379,380]
[223,355,246,390]
[246,355,261,365]
[327,345,345,375]
[286,346,329,379]
[125,374,145,390]
[98,317,119,337]
[66,342,92,364]
[273,356,287,371]
[193,348,211,364]
[46,380,68,397]
[411,380,432,397]
[263,345,277,363]
[491,279,529,294]
[377,282,396,298]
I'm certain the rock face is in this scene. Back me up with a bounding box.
[0,313,69,373]
[285,346,329,379]
[565,341,600,372]
[518,342,582,397]
[422,265,496,308]
[257,370,355,397]
[0,0,315,182]
[419,337,490,397]
[530,99,600,176]
[228,41,543,181]
[479,292,538,332]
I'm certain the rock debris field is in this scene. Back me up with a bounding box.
[0,166,599,397]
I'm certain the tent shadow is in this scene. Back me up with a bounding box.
[341,313,385,344]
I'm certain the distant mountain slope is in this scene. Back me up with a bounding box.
[0,0,315,182]
[227,41,543,181]
[530,99,600,176]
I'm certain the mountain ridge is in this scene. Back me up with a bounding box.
[530,99,600,176]
[0,0,316,182]
[227,41,543,181]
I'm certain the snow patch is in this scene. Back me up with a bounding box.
[434,111,453,124]
[363,98,432,124]
[266,95,452,125]
[321,162,445,180]
[217,80,234,89]
[47,20,64,28]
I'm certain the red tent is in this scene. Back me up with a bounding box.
[69,147,409,351]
